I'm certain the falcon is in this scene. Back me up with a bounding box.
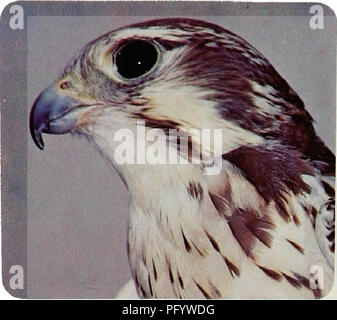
[30,18,335,299]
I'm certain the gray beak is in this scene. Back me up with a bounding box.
[30,85,81,150]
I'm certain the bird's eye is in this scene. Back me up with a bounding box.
[115,40,158,79]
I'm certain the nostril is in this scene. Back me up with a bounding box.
[59,80,73,90]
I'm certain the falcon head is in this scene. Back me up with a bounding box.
[30,18,333,173]
[29,18,335,299]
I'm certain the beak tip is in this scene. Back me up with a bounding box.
[33,131,45,150]
[29,114,44,150]
[30,120,45,150]
[37,141,45,151]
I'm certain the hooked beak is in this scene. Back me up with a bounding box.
[30,85,83,150]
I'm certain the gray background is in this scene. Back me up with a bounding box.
[1,2,335,299]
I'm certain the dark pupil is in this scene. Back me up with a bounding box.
[116,40,158,79]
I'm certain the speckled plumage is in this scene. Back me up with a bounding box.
[30,18,335,299]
